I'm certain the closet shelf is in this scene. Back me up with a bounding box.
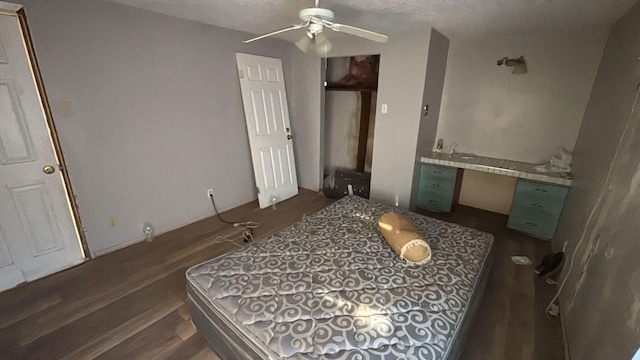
[325,84,377,92]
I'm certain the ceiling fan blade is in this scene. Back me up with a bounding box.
[326,22,388,43]
[243,23,306,43]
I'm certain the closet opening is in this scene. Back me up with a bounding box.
[322,55,379,200]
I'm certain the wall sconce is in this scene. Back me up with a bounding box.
[497,56,527,74]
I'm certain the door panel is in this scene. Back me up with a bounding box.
[0,79,35,163]
[269,91,285,132]
[276,144,294,184]
[236,53,298,208]
[11,183,64,255]
[259,148,276,190]
[0,232,13,268]
[0,12,84,291]
[251,90,269,134]
[0,234,23,289]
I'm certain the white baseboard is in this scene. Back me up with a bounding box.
[91,194,260,258]
[93,236,144,257]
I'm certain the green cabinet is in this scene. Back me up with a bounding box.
[507,179,569,239]
[417,164,462,213]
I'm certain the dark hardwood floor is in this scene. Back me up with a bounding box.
[417,205,565,360]
[0,190,564,359]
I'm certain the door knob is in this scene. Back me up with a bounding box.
[287,135,292,140]
[43,165,55,174]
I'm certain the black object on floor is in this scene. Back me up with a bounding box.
[535,252,565,277]
[323,170,371,199]
[535,253,555,274]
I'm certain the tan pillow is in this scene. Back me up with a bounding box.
[378,212,432,264]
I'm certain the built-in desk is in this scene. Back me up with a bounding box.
[420,152,572,186]
[418,152,572,239]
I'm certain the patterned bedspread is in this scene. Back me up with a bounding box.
[186,195,493,359]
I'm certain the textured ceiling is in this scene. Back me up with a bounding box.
[102,0,637,39]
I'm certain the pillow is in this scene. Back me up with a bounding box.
[378,212,432,264]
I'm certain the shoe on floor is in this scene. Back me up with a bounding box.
[535,253,555,275]
[536,252,565,277]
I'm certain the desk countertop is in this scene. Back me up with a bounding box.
[420,152,572,186]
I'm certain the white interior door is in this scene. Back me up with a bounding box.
[236,53,298,209]
[0,12,84,291]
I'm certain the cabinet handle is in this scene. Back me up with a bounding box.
[428,199,439,203]
[525,222,539,227]
[534,188,548,193]
[530,203,543,208]
[433,170,442,174]
[431,184,440,187]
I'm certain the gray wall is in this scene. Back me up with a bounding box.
[435,29,607,163]
[291,26,436,207]
[288,50,324,191]
[554,1,640,358]
[410,29,450,209]
[19,0,293,255]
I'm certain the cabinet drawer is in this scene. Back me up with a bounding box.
[417,164,460,213]
[419,177,455,196]
[421,164,458,182]
[507,179,570,239]
[507,211,559,239]
[510,194,565,217]
[417,191,452,213]
[515,180,569,203]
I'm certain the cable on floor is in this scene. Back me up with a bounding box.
[209,192,260,243]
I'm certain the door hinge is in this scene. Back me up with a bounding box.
[239,70,245,79]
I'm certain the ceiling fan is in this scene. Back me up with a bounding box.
[243,0,388,54]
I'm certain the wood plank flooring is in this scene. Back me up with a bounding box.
[417,205,565,360]
[0,190,564,359]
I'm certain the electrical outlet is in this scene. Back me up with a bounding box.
[207,189,214,198]
[108,216,118,228]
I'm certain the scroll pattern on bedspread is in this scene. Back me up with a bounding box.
[187,195,493,359]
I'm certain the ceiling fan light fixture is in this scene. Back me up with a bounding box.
[299,7,334,22]
[309,22,323,35]
[242,2,387,52]
[295,34,312,53]
[314,32,332,55]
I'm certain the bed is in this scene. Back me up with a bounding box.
[186,195,494,359]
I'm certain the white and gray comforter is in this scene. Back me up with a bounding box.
[186,195,493,359]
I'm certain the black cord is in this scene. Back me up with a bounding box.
[209,193,237,225]
[208,193,260,243]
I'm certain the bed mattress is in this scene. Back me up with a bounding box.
[186,195,494,359]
